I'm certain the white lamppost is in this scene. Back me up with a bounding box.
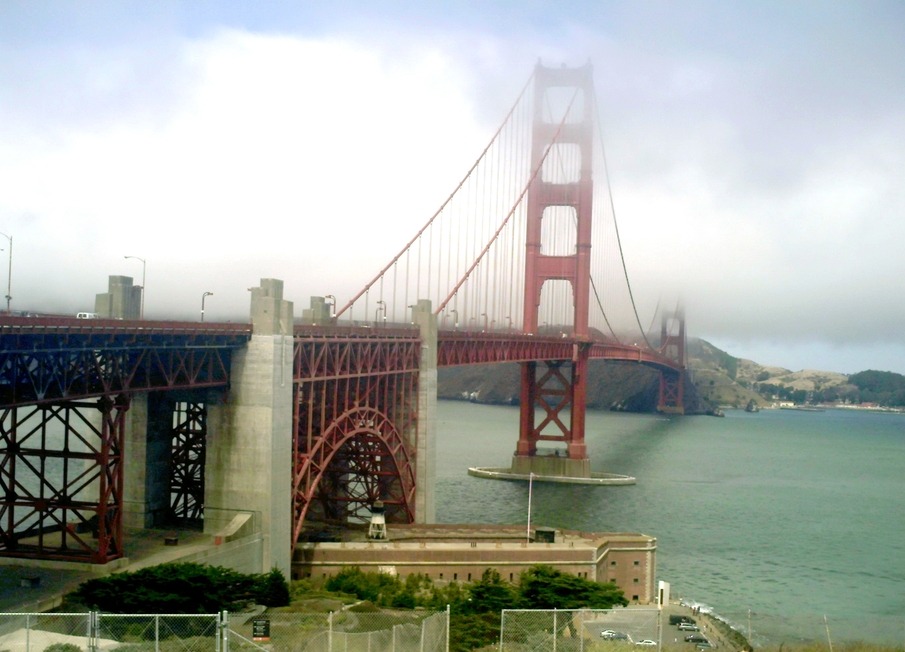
[201,291,213,322]
[325,294,336,319]
[0,232,11,313]
[124,255,146,319]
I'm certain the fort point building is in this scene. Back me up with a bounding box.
[294,524,657,604]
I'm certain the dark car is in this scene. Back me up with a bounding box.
[670,615,696,626]
[685,634,708,643]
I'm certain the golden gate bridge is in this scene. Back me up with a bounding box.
[0,63,685,568]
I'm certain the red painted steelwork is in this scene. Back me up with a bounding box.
[0,396,127,563]
[292,328,420,546]
[657,309,687,413]
[0,318,250,408]
[519,63,595,460]
[437,331,682,371]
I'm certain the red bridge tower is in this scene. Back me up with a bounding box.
[514,63,594,479]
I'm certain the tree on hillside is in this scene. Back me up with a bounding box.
[849,370,905,406]
[71,563,289,613]
[462,569,516,615]
[518,565,627,610]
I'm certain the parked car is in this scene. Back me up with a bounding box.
[670,616,695,626]
[685,634,708,643]
[636,640,657,646]
[678,623,699,631]
[696,641,713,649]
[601,631,630,641]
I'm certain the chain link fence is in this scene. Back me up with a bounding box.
[500,609,662,652]
[0,610,448,652]
[225,609,448,652]
[0,612,222,652]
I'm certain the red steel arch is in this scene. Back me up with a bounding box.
[291,329,420,546]
[292,405,416,543]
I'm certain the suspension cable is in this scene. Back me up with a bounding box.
[336,71,535,319]
[591,85,656,350]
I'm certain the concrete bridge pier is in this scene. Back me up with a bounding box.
[205,279,294,576]
[411,299,437,523]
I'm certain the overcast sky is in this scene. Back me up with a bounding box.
[1,1,903,375]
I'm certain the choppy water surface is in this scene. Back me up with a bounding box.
[435,402,905,646]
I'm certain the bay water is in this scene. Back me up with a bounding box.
[434,401,905,646]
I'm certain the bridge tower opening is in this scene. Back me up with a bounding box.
[514,62,594,479]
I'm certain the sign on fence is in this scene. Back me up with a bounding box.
[252,618,270,642]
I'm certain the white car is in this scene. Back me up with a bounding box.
[636,640,657,646]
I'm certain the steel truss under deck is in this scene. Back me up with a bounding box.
[0,318,249,563]
[292,328,420,544]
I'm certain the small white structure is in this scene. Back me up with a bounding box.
[367,500,387,540]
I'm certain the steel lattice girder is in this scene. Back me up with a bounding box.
[293,329,421,381]
[437,332,683,372]
[0,318,250,408]
[0,397,127,563]
[531,361,574,440]
[292,405,416,543]
[170,402,207,522]
[292,333,419,545]
[658,369,685,414]
[0,348,237,407]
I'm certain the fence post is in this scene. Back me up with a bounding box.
[553,609,557,652]
[579,611,585,652]
[446,604,451,652]
[88,611,97,652]
[220,610,229,652]
[154,614,160,652]
[328,610,334,652]
[498,610,505,652]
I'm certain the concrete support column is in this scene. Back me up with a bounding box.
[411,299,437,523]
[206,279,293,576]
[122,393,149,529]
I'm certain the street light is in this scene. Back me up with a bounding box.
[325,294,336,319]
[0,232,11,313]
[375,300,386,327]
[201,291,213,322]
[124,255,146,319]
